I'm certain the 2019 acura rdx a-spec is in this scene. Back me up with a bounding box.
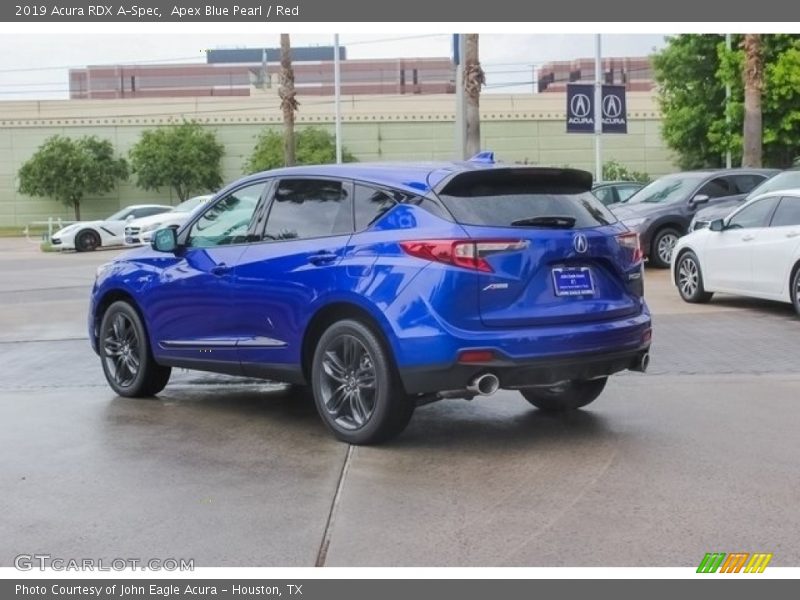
[89,158,652,444]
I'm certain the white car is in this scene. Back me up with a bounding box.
[50,204,172,252]
[672,189,800,316]
[124,195,213,245]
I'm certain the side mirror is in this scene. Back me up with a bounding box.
[152,227,178,252]
[709,219,725,232]
[691,193,710,207]
[125,214,135,221]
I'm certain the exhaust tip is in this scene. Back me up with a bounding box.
[471,373,500,396]
[635,352,650,373]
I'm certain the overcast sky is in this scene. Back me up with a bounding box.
[0,33,667,100]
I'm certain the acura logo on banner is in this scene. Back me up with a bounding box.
[566,83,628,134]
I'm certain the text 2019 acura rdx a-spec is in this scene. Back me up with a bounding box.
[89,158,652,444]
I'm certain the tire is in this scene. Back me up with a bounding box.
[520,377,608,412]
[676,251,713,303]
[99,301,171,397]
[650,228,681,268]
[76,229,101,252]
[311,319,414,445]
[791,265,800,318]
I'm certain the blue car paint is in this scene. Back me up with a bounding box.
[90,162,651,395]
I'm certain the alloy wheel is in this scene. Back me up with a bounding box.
[678,256,699,298]
[103,312,140,387]
[319,335,377,431]
[657,233,678,265]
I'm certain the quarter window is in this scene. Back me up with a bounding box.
[770,197,800,228]
[727,196,780,229]
[354,185,398,230]
[187,183,266,247]
[264,179,352,241]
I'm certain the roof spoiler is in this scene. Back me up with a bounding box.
[436,167,594,197]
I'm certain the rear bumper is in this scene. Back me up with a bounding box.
[399,345,650,394]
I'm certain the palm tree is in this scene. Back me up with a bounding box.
[279,34,298,167]
[742,34,763,167]
[463,34,485,157]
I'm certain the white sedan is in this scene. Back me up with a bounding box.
[672,189,800,316]
[50,204,172,252]
[124,195,213,246]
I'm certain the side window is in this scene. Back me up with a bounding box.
[187,183,266,247]
[697,177,733,198]
[727,196,780,229]
[592,187,614,205]
[731,174,767,195]
[770,197,800,228]
[264,179,352,241]
[617,186,641,202]
[354,185,397,230]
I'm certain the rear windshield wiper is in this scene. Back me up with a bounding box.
[510,216,576,228]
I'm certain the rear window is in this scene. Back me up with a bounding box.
[438,189,617,228]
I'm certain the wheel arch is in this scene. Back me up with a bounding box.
[92,288,145,350]
[76,227,102,248]
[789,259,800,302]
[300,301,400,386]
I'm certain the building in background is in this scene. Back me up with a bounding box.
[537,56,653,93]
[69,46,455,99]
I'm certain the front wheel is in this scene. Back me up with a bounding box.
[650,228,681,268]
[76,229,101,252]
[99,301,171,397]
[791,266,800,318]
[520,377,607,412]
[676,251,713,303]
[311,319,414,445]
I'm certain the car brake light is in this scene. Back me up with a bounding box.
[400,239,528,273]
[616,232,643,264]
[458,350,495,363]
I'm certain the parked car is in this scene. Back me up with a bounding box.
[124,195,213,245]
[610,168,777,268]
[89,161,652,444]
[50,204,172,252]
[673,189,800,316]
[691,169,799,231]
[592,181,645,206]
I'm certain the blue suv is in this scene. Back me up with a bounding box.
[90,159,652,444]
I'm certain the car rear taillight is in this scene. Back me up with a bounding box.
[616,232,643,264]
[400,239,528,273]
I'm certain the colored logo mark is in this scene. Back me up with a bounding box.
[697,552,773,573]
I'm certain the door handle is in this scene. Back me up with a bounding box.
[210,263,231,276]
[741,235,755,242]
[786,231,800,239]
[308,252,337,266]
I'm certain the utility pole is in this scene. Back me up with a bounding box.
[334,34,342,164]
[454,34,466,160]
[593,34,603,182]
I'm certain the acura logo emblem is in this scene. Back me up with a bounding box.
[602,94,622,118]
[573,233,588,253]
[570,94,591,118]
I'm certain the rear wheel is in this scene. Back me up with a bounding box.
[650,228,680,268]
[676,251,713,303]
[520,377,607,412]
[76,229,101,252]
[311,319,414,445]
[99,301,171,397]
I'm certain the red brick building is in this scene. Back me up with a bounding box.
[537,56,653,93]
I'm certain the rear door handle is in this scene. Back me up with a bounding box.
[786,231,800,239]
[308,252,338,266]
[741,235,755,242]
[210,263,231,276]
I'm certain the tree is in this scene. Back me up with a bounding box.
[129,121,224,202]
[654,34,800,169]
[742,34,764,167]
[279,33,298,167]
[463,34,485,158]
[17,135,128,220]
[244,127,356,174]
[602,160,650,183]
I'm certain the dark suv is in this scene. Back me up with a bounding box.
[610,168,778,267]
